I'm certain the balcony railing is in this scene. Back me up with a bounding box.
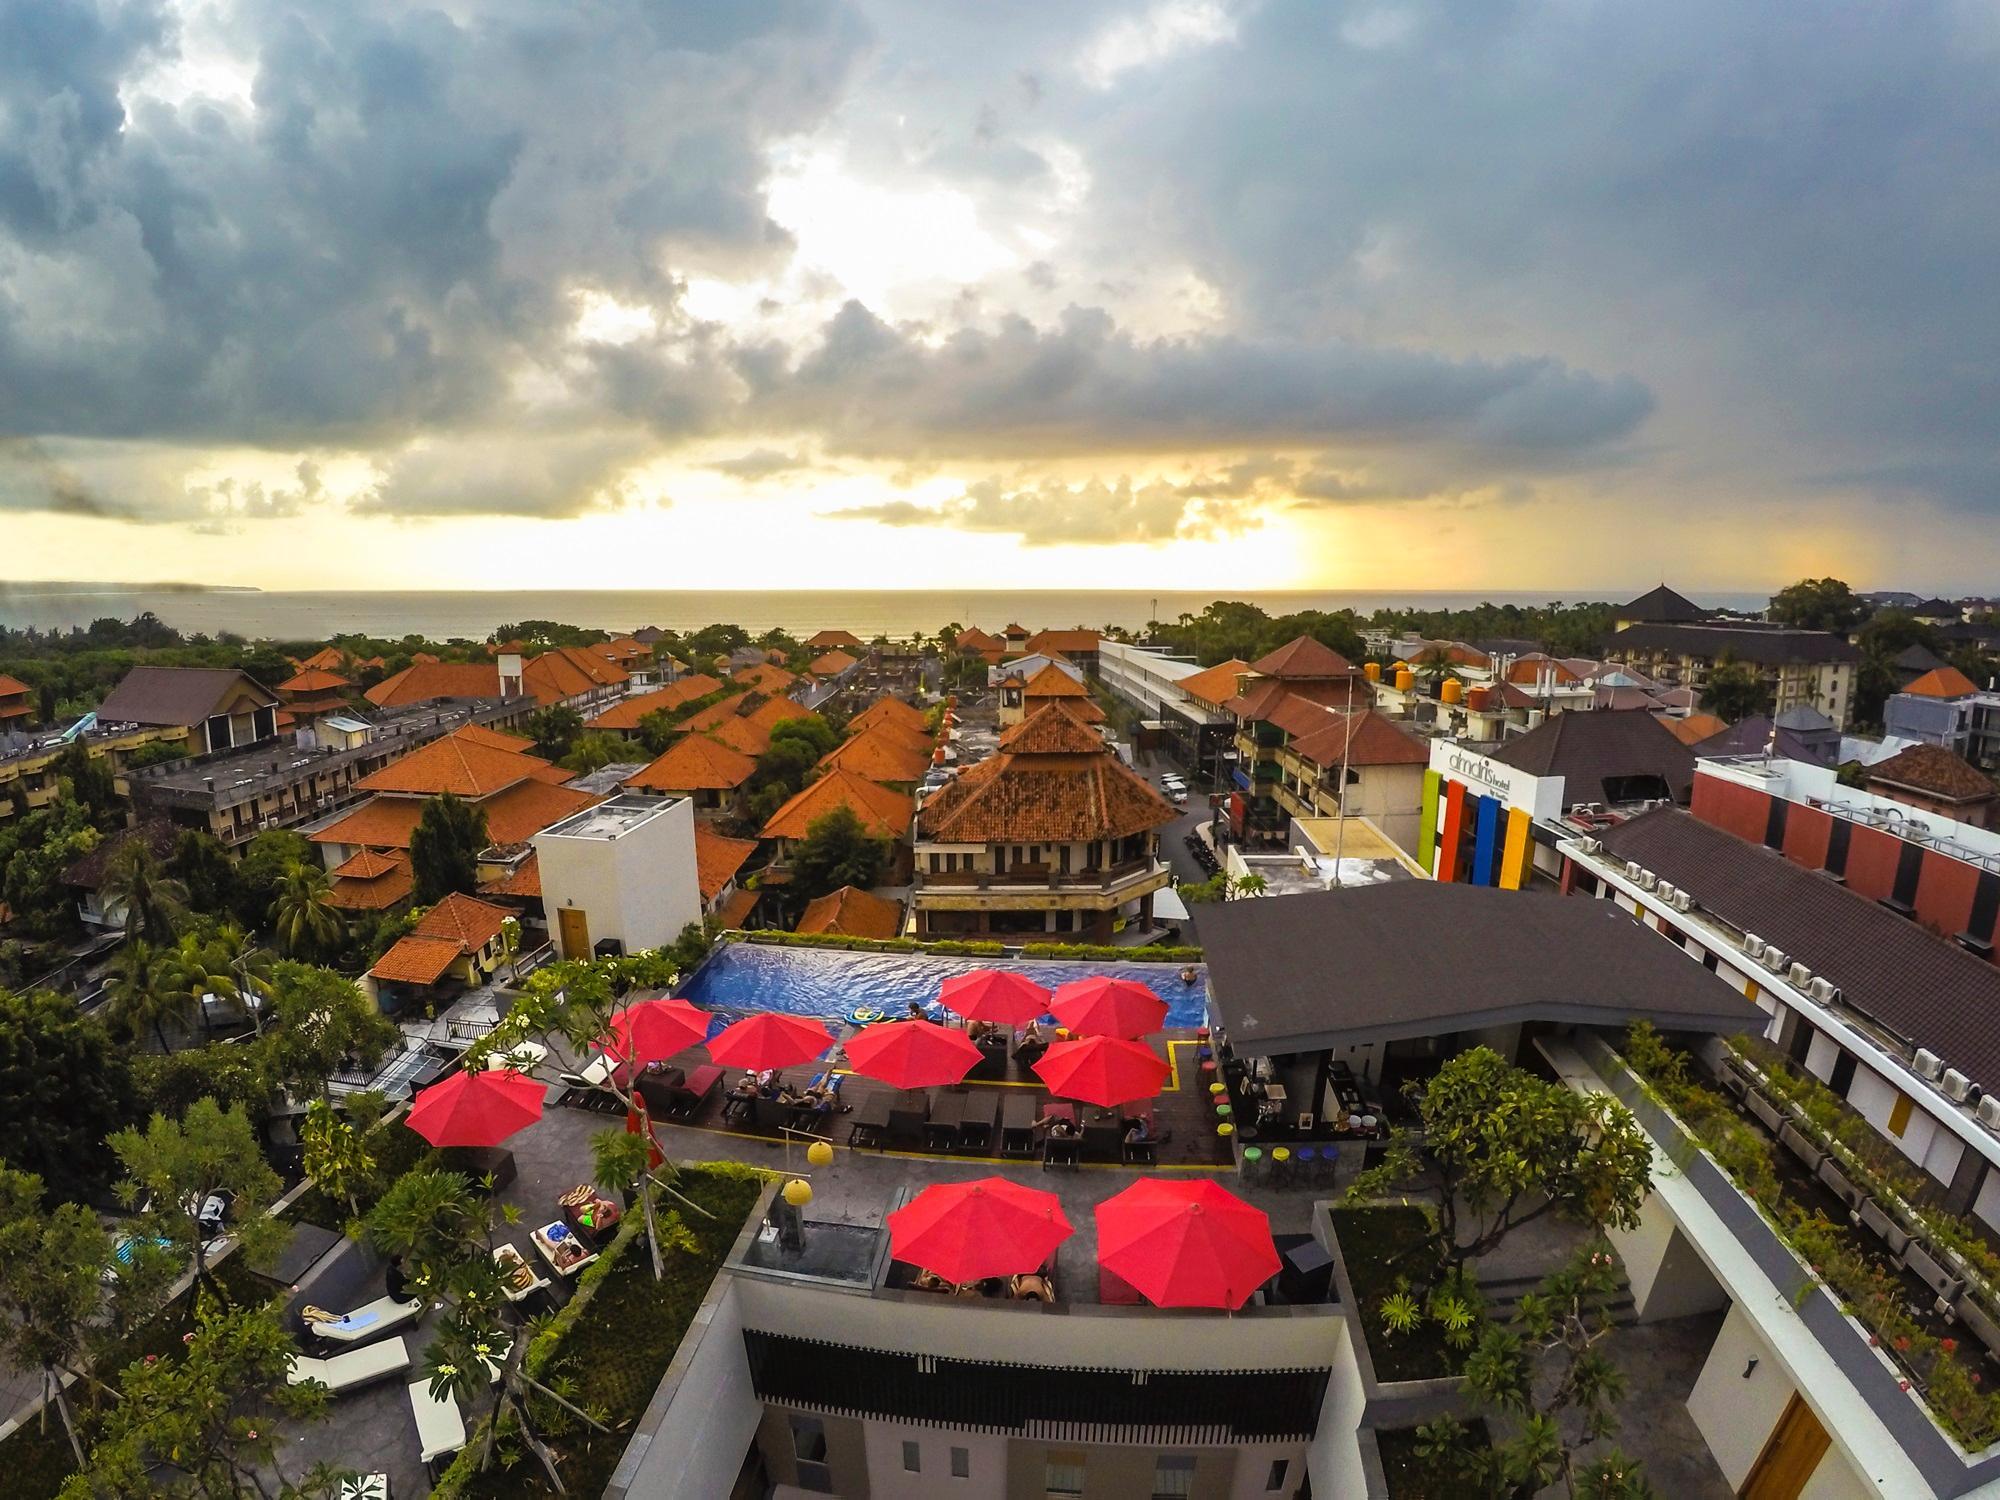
[918,858,1165,894]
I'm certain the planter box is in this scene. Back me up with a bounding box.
[1857,1197,1912,1257]
[1959,1296,2000,1357]
[1903,1241,1967,1305]
[1720,1068,1749,1100]
[1816,1157,1862,1211]
[1746,1090,1785,1133]
[1778,1121,1824,1173]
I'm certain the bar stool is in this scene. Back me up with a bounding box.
[1292,1146,1316,1188]
[1216,1121,1235,1141]
[1208,1080,1226,1097]
[1269,1146,1293,1188]
[1214,1103,1232,1123]
[1241,1145,1264,1183]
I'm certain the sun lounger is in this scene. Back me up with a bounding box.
[308,1294,424,1346]
[289,1336,412,1394]
[409,1342,507,1473]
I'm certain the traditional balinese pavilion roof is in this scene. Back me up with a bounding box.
[918,705,1174,845]
[847,696,926,738]
[623,733,758,794]
[694,826,759,905]
[795,885,904,940]
[1200,882,1759,1056]
[1248,635,1363,681]
[585,674,724,731]
[1224,637,1366,716]
[1176,658,1252,709]
[761,767,914,842]
[369,892,512,986]
[732,662,797,695]
[297,646,348,673]
[313,728,599,852]
[809,649,859,678]
[523,647,628,704]
[1865,743,2000,807]
[452,724,537,753]
[1901,666,1982,700]
[355,728,549,798]
[1487,708,1697,806]
[327,850,414,911]
[954,627,1006,660]
[1282,705,1427,771]
[682,690,808,735]
[1617,584,1711,624]
[365,662,508,707]
[0,673,32,721]
[592,636,652,667]
[807,629,865,650]
[277,668,352,698]
[1023,663,1088,700]
[817,726,932,785]
[314,778,601,852]
[712,886,761,929]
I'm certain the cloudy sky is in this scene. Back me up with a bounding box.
[4,0,1998,593]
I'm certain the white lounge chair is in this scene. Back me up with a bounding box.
[409,1342,507,1471]
[309,1294,424,1346]
[289,1336,411,1394]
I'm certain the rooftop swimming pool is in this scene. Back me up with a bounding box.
[679,942,1210,1031]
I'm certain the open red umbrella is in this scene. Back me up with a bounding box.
[888,1177,1073,1284]
[1095,1178,1280,1309]
[1050,976,1167,1038]
[843,1021,983,1090]
[706,1012,834,1071]
[406,1068,546,1147]
[1031,1035,1169,1108]
[605,998,712,1068]
[938,969,1052,1027]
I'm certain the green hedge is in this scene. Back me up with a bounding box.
[1017,942,1204,962]
[731,931,1203,962]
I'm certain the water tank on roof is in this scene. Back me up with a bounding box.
[1364,661,1381,682]
[1440,678,1464,705]
[1394,667,1414,693]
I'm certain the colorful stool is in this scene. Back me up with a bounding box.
[1208,1080,1226,1095]
[1216,1122,1235,1139]
[1270,1146,1293,1188]
[1241,1145,1264,1181]
[1214,1103,1232,1120]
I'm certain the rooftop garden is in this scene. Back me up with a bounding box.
[1618,1021,2000,1450]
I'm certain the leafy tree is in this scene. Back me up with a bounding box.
[59,1295,348,1500]
[1699,656,1773,722]
[0,1167,124,1464]
[1410,1242,1658,1500]
[110,1097,284,1289]
[300,1094,388,1222]
[559,730,641,773]
[234,828,315,929]
[125,740,189,769]
[171,830,241,918]
[1768,576,1866,633]
[410,792,488,904]
[789,804,889,900]
[0,796,101,937]
[100,836,188,942]
[0,988,134,1202]
[525,705,584,762]
[270,860,343,960]
[106,939,185,1053]
[55,741,120,827]
[768,713,838,758]
[156,930,245,1043]
[1347,1047,1653,1274]
[264,961,396,1102]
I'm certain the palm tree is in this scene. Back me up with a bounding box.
[271,861,343,961]
[211,922,277,1034]
[155,933,240,1044]
[105,941,179,1053]
[98,839,186,943]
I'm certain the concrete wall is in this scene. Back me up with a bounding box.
[862,1420,1006,1499]
[535,797,700,958]
[1612,1204,1727,1324]
[1305,1328,1372,1499]
[1002,1442,1241,1500]
[607,1277,762,1499]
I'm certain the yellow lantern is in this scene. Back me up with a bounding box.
[806,1140,835,1169]
[783,1178,814,1208]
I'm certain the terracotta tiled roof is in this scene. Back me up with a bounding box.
[706,716,773,757]
[731,662,797,695]
[922,711,1173,844]
[809,649,859,677]
[796,886,903,940]
[327,853,413,911]
[414,891,511,951]
[298,647,345,672]
[411,652,440,665]
[680,692,752,731]
[355,729,548,797]
[694,825,759,903]
[310,798,425,849]
[480,854,542,900]
[366,663,502,707]
[807,629,864,649]
[1023,663,1088,698]
[818,726,932,784]
[1023,629,1100,656]
[525,763,574,785]
[278,668,351,695]
[623,734,757,793]
[451,724,536,753]
[1176,659,1250,708]
[954,628,1004,652]
[1031,695,1104,723]
[1902,666,1981,700]
[522,647,627,706]
[1286,708,1429,770]
[1867,744,1998,804]
[311,779,599,851]
[761,768,914,842]
[369,935,464,985]
[1662,712,1730,746]
[1505,654,1585,687]
[712,886,760,929]
[593,636,650,663]
[1247,635,1362,680]
[586,674,724,730]
[1223,679,1300,721]
[847,697,926,736]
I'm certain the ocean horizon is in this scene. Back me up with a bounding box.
[0,584,1776,642]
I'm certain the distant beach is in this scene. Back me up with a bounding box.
[0,585,1775,642]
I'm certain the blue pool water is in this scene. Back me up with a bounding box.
[679,943,1210,1031]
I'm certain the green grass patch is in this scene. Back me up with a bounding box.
[1330,1205,1461,1382]
[1376,1421,1490,1499]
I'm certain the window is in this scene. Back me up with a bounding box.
[1888,1092,1915,1138]
[1046,1451,1086,1496]
[1153,1453,1197,1498]
[902,1440,921,1473]
[951,1446,970,1479]
[1266,1458,1289,1491]
[789,1414,832,1494]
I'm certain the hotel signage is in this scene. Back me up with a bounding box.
[1430,740,1564,820]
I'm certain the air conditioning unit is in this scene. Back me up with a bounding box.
[1671,889,1695,912]
[1743,933,1765,959]
[1808,976,1838,1004]
[1978,1096,2000,1132]
[1638,871,1659,891]
[1578,837,1603,855]
[1915,1049,1945,1082]
[1762,949,1790,975]
[1944,1069,1974,1103]
[1625,860,1643,880]
[1789,962,1814,988]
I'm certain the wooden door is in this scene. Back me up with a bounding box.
[1741,1393,1830,1500]
[557,906,590,961]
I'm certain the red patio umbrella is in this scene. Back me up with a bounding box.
[1094,1178,1281,1309]
[604,998,712,1069]
[406,1068,546,1148]
[938,969,1052,1027]
[1049,977,1167,1038]
[887,1177,1073,1284]
[843,1020,983,1090]
[706,1012,834,1071]
[1031,1035,1169,1108]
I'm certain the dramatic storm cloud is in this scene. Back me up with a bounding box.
[3,0,1997,589]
